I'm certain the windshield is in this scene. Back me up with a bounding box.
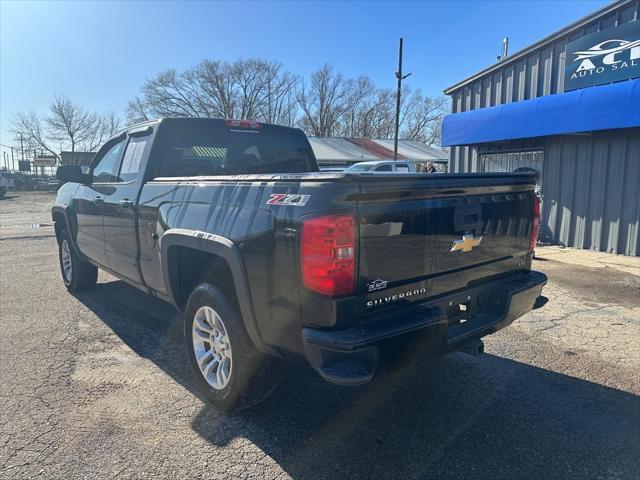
[346,163,373,171]
[157,125,318,176]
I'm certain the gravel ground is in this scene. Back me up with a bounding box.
[1,191,639,480]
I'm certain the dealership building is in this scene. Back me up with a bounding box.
[442,0,639,256]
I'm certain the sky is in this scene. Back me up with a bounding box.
[0,0,609,155]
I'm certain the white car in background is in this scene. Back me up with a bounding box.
[345,160,417,173]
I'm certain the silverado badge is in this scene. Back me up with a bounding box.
[450,234,483,253]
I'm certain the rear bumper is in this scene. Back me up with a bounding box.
[302,270,547,385]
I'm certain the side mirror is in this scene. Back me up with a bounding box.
[56,165,91,185]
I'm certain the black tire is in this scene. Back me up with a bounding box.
[58,228,98,292]
[184,283,279,411]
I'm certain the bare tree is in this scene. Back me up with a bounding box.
[127,58,300,127]
[339,76,376,138]
[80,111,122,152]
[126,58,449,146]
[11,111,60,160]
[194,60,236,118]
[253,61,299,126]
[102,111,122,137]
[13,96,122,160]
[297,64,350,136]
[137,69,203,119]
[47,94,99,154]
[400,91,448,146]
[126,96,150,123]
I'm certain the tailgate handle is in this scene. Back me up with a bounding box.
[454,205,482,231]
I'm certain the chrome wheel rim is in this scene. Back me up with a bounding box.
[61,239,72,283]
[192,306,232,390]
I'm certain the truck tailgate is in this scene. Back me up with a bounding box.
[354,173,536,315]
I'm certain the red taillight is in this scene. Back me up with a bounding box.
[530,195,541,251]
[301,214,356,296]
[225,119,262,129]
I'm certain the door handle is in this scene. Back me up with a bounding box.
[119,199,133,209]
[454,204,482,232]
[93,196,103,205]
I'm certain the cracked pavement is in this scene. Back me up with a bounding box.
[1,192,639,479]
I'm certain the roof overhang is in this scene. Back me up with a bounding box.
[441,78,640,147]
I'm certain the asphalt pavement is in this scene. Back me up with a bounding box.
[1,192,639,479]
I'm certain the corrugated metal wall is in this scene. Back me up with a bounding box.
[446,1,640,255]
[541,129,639,256]
[449,0,639,173]
[469,130,640,255]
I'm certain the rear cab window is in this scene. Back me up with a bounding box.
[155,123,318,177]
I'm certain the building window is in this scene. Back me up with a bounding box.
[479,150,544,193]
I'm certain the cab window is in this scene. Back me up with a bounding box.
[118,135,150,182]
[157,125,316,177]
[92,139,125,183]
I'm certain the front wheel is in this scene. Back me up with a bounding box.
[58,228,98,292]
[184,283,279,411]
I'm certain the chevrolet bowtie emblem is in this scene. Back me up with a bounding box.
[450,234,483,253]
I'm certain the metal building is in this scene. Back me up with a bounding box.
[308,137,449,170]
[442,0,640,256]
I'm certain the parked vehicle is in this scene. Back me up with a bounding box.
[0,173,14,196]
[345,160,417,173]
[47,178,60,190]
[53,117,547,411]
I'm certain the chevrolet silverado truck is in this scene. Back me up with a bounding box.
[53,117,547,410]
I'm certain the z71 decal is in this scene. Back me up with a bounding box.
[266,194,310,206]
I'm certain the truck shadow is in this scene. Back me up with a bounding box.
[75,279,640,480]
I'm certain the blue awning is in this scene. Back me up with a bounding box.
[442,78,640,147]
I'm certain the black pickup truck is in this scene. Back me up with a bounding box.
[53,117,547,410]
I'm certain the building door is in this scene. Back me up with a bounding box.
[479,150,544,194]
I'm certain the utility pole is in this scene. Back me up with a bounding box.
[394,37,411,161]
[19,133,24,161]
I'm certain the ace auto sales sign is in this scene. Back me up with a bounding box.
[564,21,639,91]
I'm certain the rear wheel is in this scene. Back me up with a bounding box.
[58,228,98,292]
[184,283,279,411]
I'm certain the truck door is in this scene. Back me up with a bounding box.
[74,137,126,268]
[102,132,151,284]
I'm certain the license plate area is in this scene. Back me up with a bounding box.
[437,289,490,329]
[446,299,472,326]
